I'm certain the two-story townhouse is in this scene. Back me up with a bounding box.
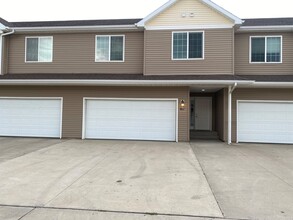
[0,0,293,145]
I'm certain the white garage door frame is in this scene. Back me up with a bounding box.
[82,98,179,142]
[0,97,63,139]
[236,100,293,144]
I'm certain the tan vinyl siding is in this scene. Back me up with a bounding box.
[146,0,233,27]
[232,88,293,142]
[0,86,189,142]
[235,32,293,75]
[144,29,234,75]
[8,32,144,74]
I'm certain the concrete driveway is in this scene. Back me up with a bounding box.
[191,140,293,220]
[0,138,222,220]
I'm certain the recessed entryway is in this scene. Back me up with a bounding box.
[83,98,178,141]
[190,97,212,131]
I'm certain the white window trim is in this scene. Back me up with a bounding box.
[95,35,125,62]
[25,36,53,63]
[171,31,205,61]
[249,35,283,64]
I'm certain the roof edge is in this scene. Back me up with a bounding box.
[13,25,139,33]
[0,79,254,86]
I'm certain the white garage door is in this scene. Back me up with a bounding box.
[0,98,62,138]
[83,99,177,141]
[238,101,293,144]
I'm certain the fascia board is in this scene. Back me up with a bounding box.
[0,79,254,86]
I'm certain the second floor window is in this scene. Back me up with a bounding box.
[25,37,53,62]
[250,36,282,63]
[172,31,204,60]
[95,35,124,62]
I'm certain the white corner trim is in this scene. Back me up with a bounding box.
[137,0,243,27]
[0,29,15,75]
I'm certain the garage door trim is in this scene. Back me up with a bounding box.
[236,100,293,143]
[0,97,63,139]
[82,98,178,142]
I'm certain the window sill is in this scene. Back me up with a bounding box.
[172,58,204,61]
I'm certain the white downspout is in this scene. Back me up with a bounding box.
[228,83,237,145]
[0,29,15,75]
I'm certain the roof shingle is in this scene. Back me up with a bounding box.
[243,18,293,26]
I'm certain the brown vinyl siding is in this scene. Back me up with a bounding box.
[216,89,224,141]
[7,32,144,74]
[232,88,293,142]
[144,29,234,75]
[0,86,189,142]
[235,32,293,75]
[1,37,9,75]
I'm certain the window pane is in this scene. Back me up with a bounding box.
[267,37,281,62]
[189,32,203,58]
[26,38,38,61]
[173,33,187,59]
[39,37,53,62]
[96,36,109,61]
[110,36,123,61]
[251,38,265,62]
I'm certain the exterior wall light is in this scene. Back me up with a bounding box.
[180,99,185,107]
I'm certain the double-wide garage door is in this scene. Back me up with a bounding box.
[238,101,293,144]
[83,99,177,141]
[0,98,62,138]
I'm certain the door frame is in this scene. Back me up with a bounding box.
[0,97,63,138]
[192,96,213,131]
[82,97,179,142]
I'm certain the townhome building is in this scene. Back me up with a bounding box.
[1,0,293,144]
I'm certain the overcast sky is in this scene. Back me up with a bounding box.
[1,0,292,22]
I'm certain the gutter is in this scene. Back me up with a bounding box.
[253,82,293,87]
[13,25,139,33]
[0,79,254,86]
[237,25,293,32]
[0,29,15,75]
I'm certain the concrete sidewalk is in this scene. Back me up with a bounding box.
[191,140,293,220]
[0,206,240,220]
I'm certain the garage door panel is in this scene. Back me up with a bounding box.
[84,99,177,141]
[238,102,293,144]
[0,99,62,138]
